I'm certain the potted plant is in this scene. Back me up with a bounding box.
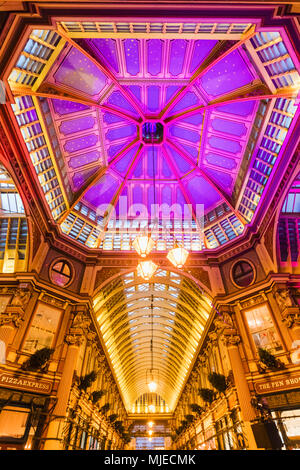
[184,414,195,424]
[189,403,203,415]
[100,403,110,414]
[208,372,228,394]
[91,389,105,404]
[78,371,97,391]
[21,347,54,372]
[258,348,285,371]
[108,413,118,423]
[114,420,125,434]
[198,388,215,404]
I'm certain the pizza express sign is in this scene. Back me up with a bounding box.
[0,371,52,394]
[255,373,300,395]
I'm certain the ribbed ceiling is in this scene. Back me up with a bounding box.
[93,269,211,411]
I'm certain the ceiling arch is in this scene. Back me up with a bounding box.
[93,268,212,410]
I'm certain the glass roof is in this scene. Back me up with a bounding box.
[8,23,300,252]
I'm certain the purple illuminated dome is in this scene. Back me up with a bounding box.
[9,28,299,251]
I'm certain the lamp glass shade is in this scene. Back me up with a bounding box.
[147,380,157,393]
[133,234,155,257]
[137,260,158,280]
[167,246,189,268]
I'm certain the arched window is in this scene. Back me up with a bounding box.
[0,165,28,273]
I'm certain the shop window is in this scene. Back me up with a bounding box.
[215,416,234,450]
[231,260,255,287]
[49,259,73,287]
[23,302,61,353]
[0,406,30,440]
[245,304,282,353]
[280,410,300,438]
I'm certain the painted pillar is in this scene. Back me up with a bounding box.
[43,309,90,450]
[222,331,258,450]
[43,340,81,450]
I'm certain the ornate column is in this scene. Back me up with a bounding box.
[43,308,92,450]
[215,308,258,450]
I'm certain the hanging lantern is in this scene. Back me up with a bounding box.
[147,381,158,393]
[133,234,155,257]
[167,243,189,268]
[146,368,159,393]
[137,260,158,280]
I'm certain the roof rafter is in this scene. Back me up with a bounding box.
[165,89,298,124]
[12,83,141,124]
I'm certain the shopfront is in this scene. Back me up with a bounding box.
[255,373,300,450]
[0,370,52,449]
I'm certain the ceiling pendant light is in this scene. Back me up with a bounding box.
[133,233,155,258]
[146,296,159,394]
[137,260,158,281]
[167,242,189,269]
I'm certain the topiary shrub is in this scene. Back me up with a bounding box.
[208,372,228,393]
[198,388,215,404]
[78,371,97,391]
[22,347,54,371]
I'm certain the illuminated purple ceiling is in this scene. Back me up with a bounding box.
[44,37,259,219]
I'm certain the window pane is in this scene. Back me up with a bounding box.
[245,304,282,352]
[23,302,61,353]
[0,406,30,438]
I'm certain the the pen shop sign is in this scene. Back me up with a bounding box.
[255,373,300,395]
[0,371,52,394]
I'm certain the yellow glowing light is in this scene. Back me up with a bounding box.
[148,421,154,428]
[148,404,155,413]
[147,380,157,393]
[137,260,158,281]
[167,245,189,268]
[133,234,155,257]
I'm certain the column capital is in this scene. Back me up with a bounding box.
[0,307,24,328]
[273,285,298,312]
[281,307,300,328]
[221,329,241,347]
[65,308,92,346]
